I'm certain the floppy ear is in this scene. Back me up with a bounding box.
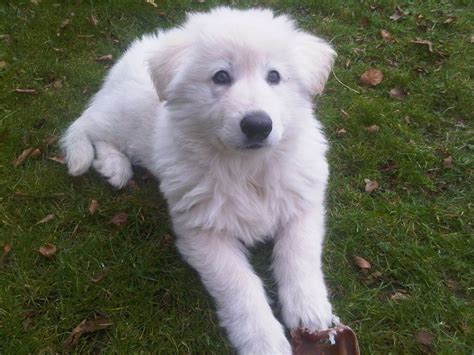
[294,32,337,96]
[148,28,191,101]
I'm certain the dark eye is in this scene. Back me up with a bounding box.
[213,70,232,85]
[267,70,280,85]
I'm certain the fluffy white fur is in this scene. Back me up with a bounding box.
[61,7,337,354]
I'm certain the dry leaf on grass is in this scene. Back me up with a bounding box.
[36,214,55,225]
[411,39,434,53]
[89,199,99,215]
[14,88,37,94]
[57,19,71,36]
[380,29,395,42]
[44,136,56,146]
[91,269,109,283]
[0,60,7,69]
[444,15,457,24]
[390,291,410,302]
[364,179,379,193]
[353,255,371,272]
[95,54,113,62]
[1,242,12,268]
[52,80,63,89]
[89,15,99,26]
[38,243,57,258]
[415,330,434,346]
[145,0,158,7]
[353,255,371,269]
[109,212,128,227]
[389,87,407,100]
[443,156,453,169]
[30,148,42,158]
[48,155,65,164]
[365,124,380,133]
[336,128,347,136]
[64,315,112,347]
[360,69,383,87]
[161,234,173,247]
[379,160,398,174]
[389,6,406,21]
[12,148,34,166]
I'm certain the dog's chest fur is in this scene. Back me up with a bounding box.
[163,150,324,245]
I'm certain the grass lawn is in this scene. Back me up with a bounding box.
[1,0,472,353]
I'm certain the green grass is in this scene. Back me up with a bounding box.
[1,0,472,353]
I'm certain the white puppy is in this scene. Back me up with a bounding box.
[61,7,337,354]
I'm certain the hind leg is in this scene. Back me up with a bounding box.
[92,142,133,189]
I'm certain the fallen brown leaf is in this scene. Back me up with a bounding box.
[340,109,349,118]
[336,128,347,136]
[109,212,128,227]
[360,69,383,87]
[95,54,113,62]
[89,14,99,26]
[44,136,56,146]
[415,330,434,346]
[380,29,394,42]
[161,234,173,247]
[89,199,99,215]
[389,87,407,100]
[91,269,109,283]
[12,147,34,166]
[353,255,371,271]
[64,315,111,347]
[1,242,12,268]
[443,156,453,169]
[411,38,433,52]
[38,243,57,258]
[14,88,37,94]
[365,124,380,133]
[52,80,63,89]
[390,291,410,302]
[22,312,36,330]
[48,154,65,164]
[364,179,379,193]
[145,0,158,6]
[57,19,71,36]
[389,6,406,21]
[444,15,457,24]
[379,160,398,174]
[30,148,42,158]
[36,214,55,225]
[0,60,7,69]
[127,179,139,191]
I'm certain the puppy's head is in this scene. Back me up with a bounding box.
[149,7,336,152]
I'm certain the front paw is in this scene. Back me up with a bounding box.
[281,293,335,332]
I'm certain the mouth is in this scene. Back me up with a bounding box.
[245,143,265,150]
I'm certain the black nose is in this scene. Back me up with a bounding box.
[240,111,272,141]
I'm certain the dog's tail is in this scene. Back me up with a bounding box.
[60,118,95,176]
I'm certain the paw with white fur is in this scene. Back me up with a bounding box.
[92,142,133,189]
[280,289,335,333]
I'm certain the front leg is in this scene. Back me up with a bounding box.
[176,229,291,355]
[273,207,334,332]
